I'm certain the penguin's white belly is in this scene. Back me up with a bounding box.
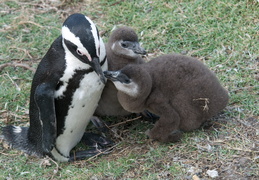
[51,72,104,162]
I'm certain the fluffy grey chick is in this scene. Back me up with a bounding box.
[104,54,229,143]
[95,26,146,116]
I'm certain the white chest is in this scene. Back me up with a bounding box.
[51,55,107,161]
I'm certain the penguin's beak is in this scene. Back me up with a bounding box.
[104,71,120,81]
[104,70,131,84]
[133,42,146,55]
[92,57,106,84]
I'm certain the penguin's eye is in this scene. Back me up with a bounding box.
[76,49,83,56]
[121,42,128,48]
[125,79,131,84]
[98,46,100,57]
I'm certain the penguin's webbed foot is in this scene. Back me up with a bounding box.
[168,130,183,142]
[78,116,114,160]
[145,128,183,143]
[141,110,160,123]
[72,132,114,161]
[90,116,110,133]
[81,132,114,148]
[69,146,113,161]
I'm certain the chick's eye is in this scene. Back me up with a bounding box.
[98,47,100,56]
[121,42,128,48]
[77,49,83,56]
[125,79,131,84]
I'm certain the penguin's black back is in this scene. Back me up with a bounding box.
[2,36,66,156]
[28,36,66,153]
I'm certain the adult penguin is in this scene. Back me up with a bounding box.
[2,13,109,162]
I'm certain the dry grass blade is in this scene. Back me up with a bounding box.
[193,98,210,111]
[0,62,36,72]
[17,21,43,28]
[85,143,120,162]
[0,0,258,179]
[108,116,142,128]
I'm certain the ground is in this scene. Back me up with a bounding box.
[0,0,258,179]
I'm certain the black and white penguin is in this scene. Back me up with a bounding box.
[2,13,108,162]
[95,26,146,116]
[104,54,229,143]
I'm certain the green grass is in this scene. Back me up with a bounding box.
[1,0,258,179]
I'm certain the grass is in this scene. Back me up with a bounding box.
[0,0,258,179]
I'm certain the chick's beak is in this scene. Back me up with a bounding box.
[133,42,146,55]
[103,71,119,81]
[104,70,131,84]
[92,57,106,84]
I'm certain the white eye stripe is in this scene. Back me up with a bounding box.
[62,17,103,60]
[84,16,100,57]
[86,53,92,61]
[62,26,90,57]
[76,49,92,61]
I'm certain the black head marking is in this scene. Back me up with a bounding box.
[62,13,100,61]
[61,13,106,83]
[56,81,64,91]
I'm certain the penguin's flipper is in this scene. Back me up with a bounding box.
[34,83,57,154]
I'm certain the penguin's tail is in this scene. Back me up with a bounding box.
[1,125,42,157]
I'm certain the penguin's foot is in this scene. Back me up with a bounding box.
[141,110,160,123]
[81,132,114,148]
[72,131,115,161]
[145,128,183,143]
[167,130,183,142]
[69,146,113,161]
[90,116,110,133]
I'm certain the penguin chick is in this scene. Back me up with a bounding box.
[95,26,146,116]
[104,54,229,143]
[2,13,108,162]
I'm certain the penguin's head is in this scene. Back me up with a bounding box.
[104,70,139,97]
[108,26,146,59]
[104,64,152,98]
[61,13,106,83]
